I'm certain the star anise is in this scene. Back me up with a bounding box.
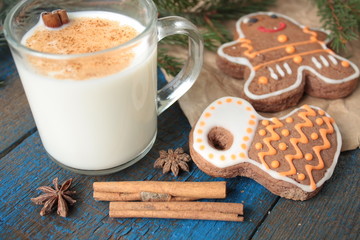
[154,148,191,176]
[31,178,76,217]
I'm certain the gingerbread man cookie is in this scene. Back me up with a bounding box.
[217,12,359,112]
[189,97,341,200]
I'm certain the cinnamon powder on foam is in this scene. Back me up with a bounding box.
[25,17,139,80]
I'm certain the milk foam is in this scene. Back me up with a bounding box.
[15,11,158,170]
[22,11,144,54]
[21,11,147,80]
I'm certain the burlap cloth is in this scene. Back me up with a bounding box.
[170,0,360,151]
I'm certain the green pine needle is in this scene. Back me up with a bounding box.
[155,0,276,75]
[314,0,360,52]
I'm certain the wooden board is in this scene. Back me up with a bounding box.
[0,45,359,239]
[0,47,35,156]
[252,149,360,240]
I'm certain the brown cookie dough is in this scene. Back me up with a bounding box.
[189,97,341,200]
[217,12,359,112]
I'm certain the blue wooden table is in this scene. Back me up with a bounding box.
[0,45,359,239]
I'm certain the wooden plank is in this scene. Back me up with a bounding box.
[0,47,35,155]
[0,100,279,239]
[252,149,360,240]
[1,48,358,239]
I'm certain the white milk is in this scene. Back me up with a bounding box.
[16,12,158,170]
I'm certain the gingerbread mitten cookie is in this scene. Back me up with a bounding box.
[217,12,359,112]
[189,97,341,200]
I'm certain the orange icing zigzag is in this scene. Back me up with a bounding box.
[258,118,284,169]
[281,105,316,176]
[305,116,334,190]
[302,27,318,40]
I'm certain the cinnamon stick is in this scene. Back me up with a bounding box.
[93,191,200,202]
[110,202,243,215]
[93,181,226,199]
[41,9,69,28]
[109,202,244,222]
[109,210,244,222]
[94,192,141,202]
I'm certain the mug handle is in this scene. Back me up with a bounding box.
[156,16,203,115]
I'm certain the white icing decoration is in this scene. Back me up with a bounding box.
[243,17,250,23]
[319,55,329,67]
[328,55,338,65]
[217,11,360,100]
[276,64,285,77]
[192,97,342,192]
[268,67,278,80]
[312,57,322,69]
[283,62,292,75]
[193,97,258,168]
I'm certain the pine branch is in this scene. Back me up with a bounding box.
[155,0,275,75]
[155,0,275,47]
[314,0,360,52]
[157,48,184,77]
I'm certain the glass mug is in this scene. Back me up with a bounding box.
[4,0,203,174]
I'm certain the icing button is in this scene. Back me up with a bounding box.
[258,76,268,84]
[285,46,295,54]
[293,55,303,64]
[316,118,324,126]
[285,117,294,123]
[259,129,266,136]
[311,132,319,140]
[277,34,288,43]
[255,143,263,150]
[341,61,350,68]
[305,153,313,161]
[271,160,280,168]
[298,173,306,181]
[279,142,287,151]
[281,129,290,137]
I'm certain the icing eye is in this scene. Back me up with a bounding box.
[248,17,258,23]
[207,127,233,151]
[270,14,278,18]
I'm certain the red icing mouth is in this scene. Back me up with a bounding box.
[257,22,286,33]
